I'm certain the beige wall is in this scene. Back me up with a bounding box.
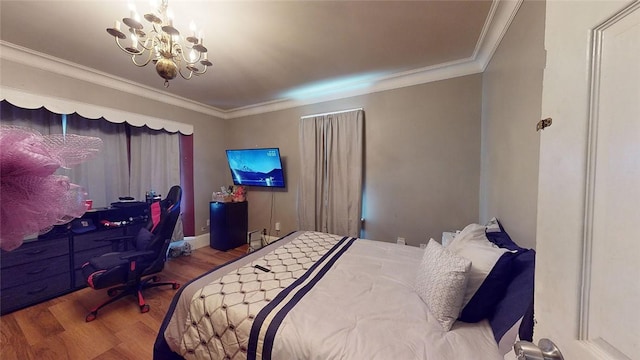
[0,59,226,236]
[226,74,483,246]
[480,0,545,249]
[4,4,544,248]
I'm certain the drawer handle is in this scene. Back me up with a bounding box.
[26,249,47,255]
[26,267,48,275]
[27,286,48,295]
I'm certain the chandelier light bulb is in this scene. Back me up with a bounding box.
[189,21,197,39]
[128,2,137,18]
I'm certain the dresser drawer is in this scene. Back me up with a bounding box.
[0,236,70,269]
[1,254,70,290]
[0,272,70,315]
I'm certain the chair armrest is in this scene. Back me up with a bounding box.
[119,250,154,260]
[94,235,135,243]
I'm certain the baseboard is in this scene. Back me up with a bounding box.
[168,234,209,250]
[186,234,210,249]
[170,233,277,251]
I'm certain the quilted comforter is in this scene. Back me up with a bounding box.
[155,231,504,360]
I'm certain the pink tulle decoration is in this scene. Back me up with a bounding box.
[1,125,103,251]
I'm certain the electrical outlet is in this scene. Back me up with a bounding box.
[275,222,281,231]
[206,219,210,226]
[397,237,405,245]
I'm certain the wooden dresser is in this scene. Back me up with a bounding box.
[0,204,146,315]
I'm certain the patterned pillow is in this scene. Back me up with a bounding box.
[414,239,471,331]
[447,223,516,322]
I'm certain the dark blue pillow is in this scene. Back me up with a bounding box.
[490,250,535,353]
[483,218,535,354]
[447,223,519,323]
[136,227,153,250]
[485,217,525,251]
[459,251,517,322]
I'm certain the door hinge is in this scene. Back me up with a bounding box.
[537,118,553,131]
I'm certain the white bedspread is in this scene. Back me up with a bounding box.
[164,231,503,360]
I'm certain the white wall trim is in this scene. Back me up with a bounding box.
[167,235,209,252]
[184,234,211,250]
[0,41,225,120]
[475,0,524,71]
[0,0,521,119]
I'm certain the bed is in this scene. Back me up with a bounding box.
[154,220,534,360]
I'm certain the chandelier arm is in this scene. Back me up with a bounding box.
[177,67,195,80]
[114,37,142,55]
[173,42,203,64]
[193,65,208,75]
[130,49,155,67]
[178,64,208,80]
[136,37,156,52]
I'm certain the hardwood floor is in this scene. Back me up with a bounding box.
[0,244,248,360]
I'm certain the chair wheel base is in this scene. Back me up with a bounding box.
[140,304,150,313]
[86,312,97,322]
[173,283,181,290]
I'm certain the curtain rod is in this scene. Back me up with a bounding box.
[300,108,363,119]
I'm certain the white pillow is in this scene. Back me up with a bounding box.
[414,239,471,331]
[447,223,514,322]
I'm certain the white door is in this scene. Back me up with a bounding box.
[536,0,639,359]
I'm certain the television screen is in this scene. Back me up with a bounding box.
[225,148,286,188]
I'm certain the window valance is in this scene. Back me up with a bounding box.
[0,87,193,135]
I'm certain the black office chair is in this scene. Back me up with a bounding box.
[81,185,182,322]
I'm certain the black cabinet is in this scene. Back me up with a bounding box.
[210,201,248,251]
[0,236,71,314]
[0,205,147,315]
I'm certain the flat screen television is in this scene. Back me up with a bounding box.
[225,148,286,188]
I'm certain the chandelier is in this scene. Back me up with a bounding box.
[106,0,212,87]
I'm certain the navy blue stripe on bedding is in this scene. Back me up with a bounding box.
[152,231,295,360]
[247,236,356,360]
[262,237,357,359]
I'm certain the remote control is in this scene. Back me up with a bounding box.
[254,264,271,272]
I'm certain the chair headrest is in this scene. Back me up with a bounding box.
[163,185,182,211]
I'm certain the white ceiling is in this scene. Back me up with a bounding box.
[0,1,519,118]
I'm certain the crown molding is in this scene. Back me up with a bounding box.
[225,57,484,119]
[0,40,227,119]
[475,0,524,70]
[225,0,523,119]
[0,0,521,120]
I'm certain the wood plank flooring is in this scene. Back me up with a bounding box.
[0,244,248,360]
